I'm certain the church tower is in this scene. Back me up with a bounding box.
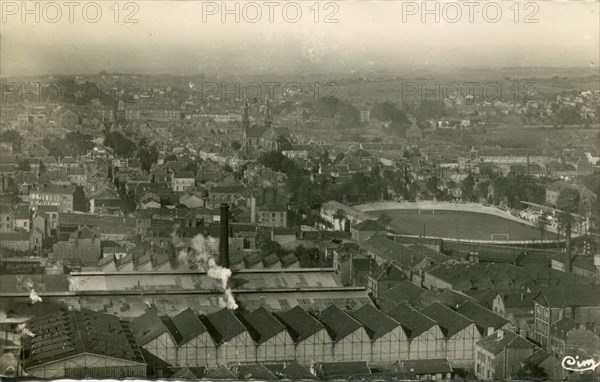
[264,95,273,130]
[242,99,250,139]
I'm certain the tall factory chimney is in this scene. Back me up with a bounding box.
[565,224,572,273]
[219,203,230,268]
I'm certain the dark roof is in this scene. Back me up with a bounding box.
[477,330,535,355]
[174,171,195,179]
[412,289,475,310]
[170,308,208,346]
[204,308,247,344]
[169,366,206,379]
[206,365,237,379]
[399,358,453,374]
[535,286,600,308]
[386,303,437,339]
[317,305,363,342]
[352,219,386,232]
[265,361,317,380]
[262,253,280,267]
[380,281,427,306]
[349,304,401,340]
[421,303,474,337]
[24,309,145,369]
[522,350,553,367]
[236,364,278,380]
[371,262,406,282]
[456,301,509,334]
[280,253,299,266]
[317,361,371,377]
[549,317,578,339]
[130,309,169,346]
[241,307,287,345]
[276,305,325,343]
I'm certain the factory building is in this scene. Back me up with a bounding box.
[22,310,146,379]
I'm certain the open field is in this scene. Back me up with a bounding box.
[370,209,557,241]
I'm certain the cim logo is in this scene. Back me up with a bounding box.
[561,355,600,372]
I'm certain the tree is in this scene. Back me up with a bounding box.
[515,362,548,380]
[536,212,550,240]
[370,101,411,133]
[460,175,475,201]
[164,154,177,162]
[555,188,580,213]
[104,132,136,157]
[332,209,348,231]
[138,146,159,173]
[414,100,447,121]
[555,211,575,239]
[0,130,22,151]
[231,141,241,151]
[38,160,46,177]
[379,212,392,228]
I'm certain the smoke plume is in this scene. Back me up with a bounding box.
[18,324,36,337]
[29,289,42,304]
[172,227,238,310]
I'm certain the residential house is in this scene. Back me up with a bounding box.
[0,203,14,232]
[378,281,428,312]
[172,171,195,192]
[13,204,30,232]
[475,330,537,380]
[367,262,407,299]
[351,219,386,243]
[29,183,83,212]
[549,317,600,359]
[396,358,453,380]
[533,287,600,349]
[89,186,121,215]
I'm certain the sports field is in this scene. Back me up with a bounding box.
[372,209,558,241]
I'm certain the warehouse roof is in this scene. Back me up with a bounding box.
[169,308,208,346]
[204,308,247,344]
[387,303,436,339]
[349,304,401,340]
[130,309,169,346]
[456,301,509,334]
[241,307,287,345]
[317,305,363,342]
[276,305,325,343]
[24,309,145,369]
[421,303,474,338]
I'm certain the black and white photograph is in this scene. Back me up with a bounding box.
[1,0,599,380]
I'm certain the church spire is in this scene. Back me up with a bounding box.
[264,94,272,130]
[242,98,250,135]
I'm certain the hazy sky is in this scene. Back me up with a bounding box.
[2,0,599,76]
